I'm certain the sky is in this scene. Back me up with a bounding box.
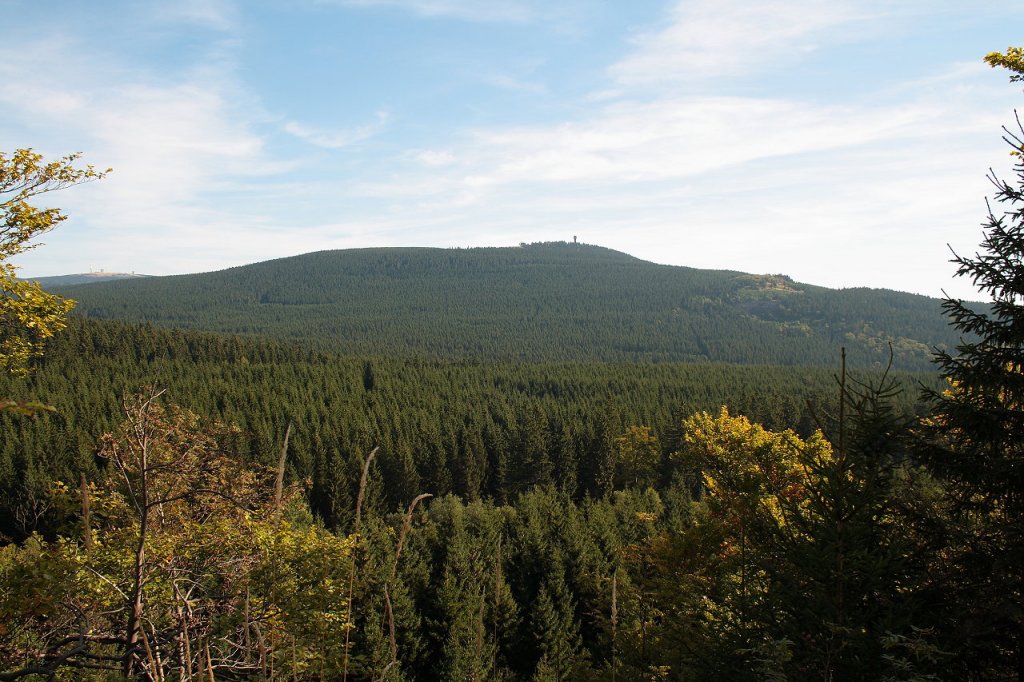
[3,0,1023,300]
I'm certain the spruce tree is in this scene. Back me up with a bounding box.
[529,568,586,681]
[926,130,1024,511]
[922,55,1024,677]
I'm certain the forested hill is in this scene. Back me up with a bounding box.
[58,241,958,369]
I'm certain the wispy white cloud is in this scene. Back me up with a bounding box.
[284,111,391,149]
[414,149,456,167]
[323,0,536,23]
[0,29,291,276]
[152,0,240,32]
[609,0,865,86]
[368,86,982,200]
[483,73,546,94]
[463,97,929,186]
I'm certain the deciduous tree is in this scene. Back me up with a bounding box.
[0,149,107,379]
[0,391,354,680]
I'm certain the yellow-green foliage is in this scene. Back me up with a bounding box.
[0,149,107,377]
[985,47,1024,81]
[0,396,354,680]
[680,407,832,530]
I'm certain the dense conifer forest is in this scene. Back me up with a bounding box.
[0,316,951,680]
[0,316,940,541]
[55,243,961,370]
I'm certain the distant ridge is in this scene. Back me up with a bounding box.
[55,241,960,370]
[27,272,151,287]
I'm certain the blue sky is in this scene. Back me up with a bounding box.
[3,0,1023,299]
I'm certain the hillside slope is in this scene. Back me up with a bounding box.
[27,271,150,287]
[57,242,959,369]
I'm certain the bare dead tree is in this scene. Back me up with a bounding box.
[274,421,292,512]
[378,492,433,678]
[390,493,433,583]
[80,472,93,555]
[342,446,379,682]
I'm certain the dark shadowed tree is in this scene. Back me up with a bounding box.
[919,48,1024,678]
